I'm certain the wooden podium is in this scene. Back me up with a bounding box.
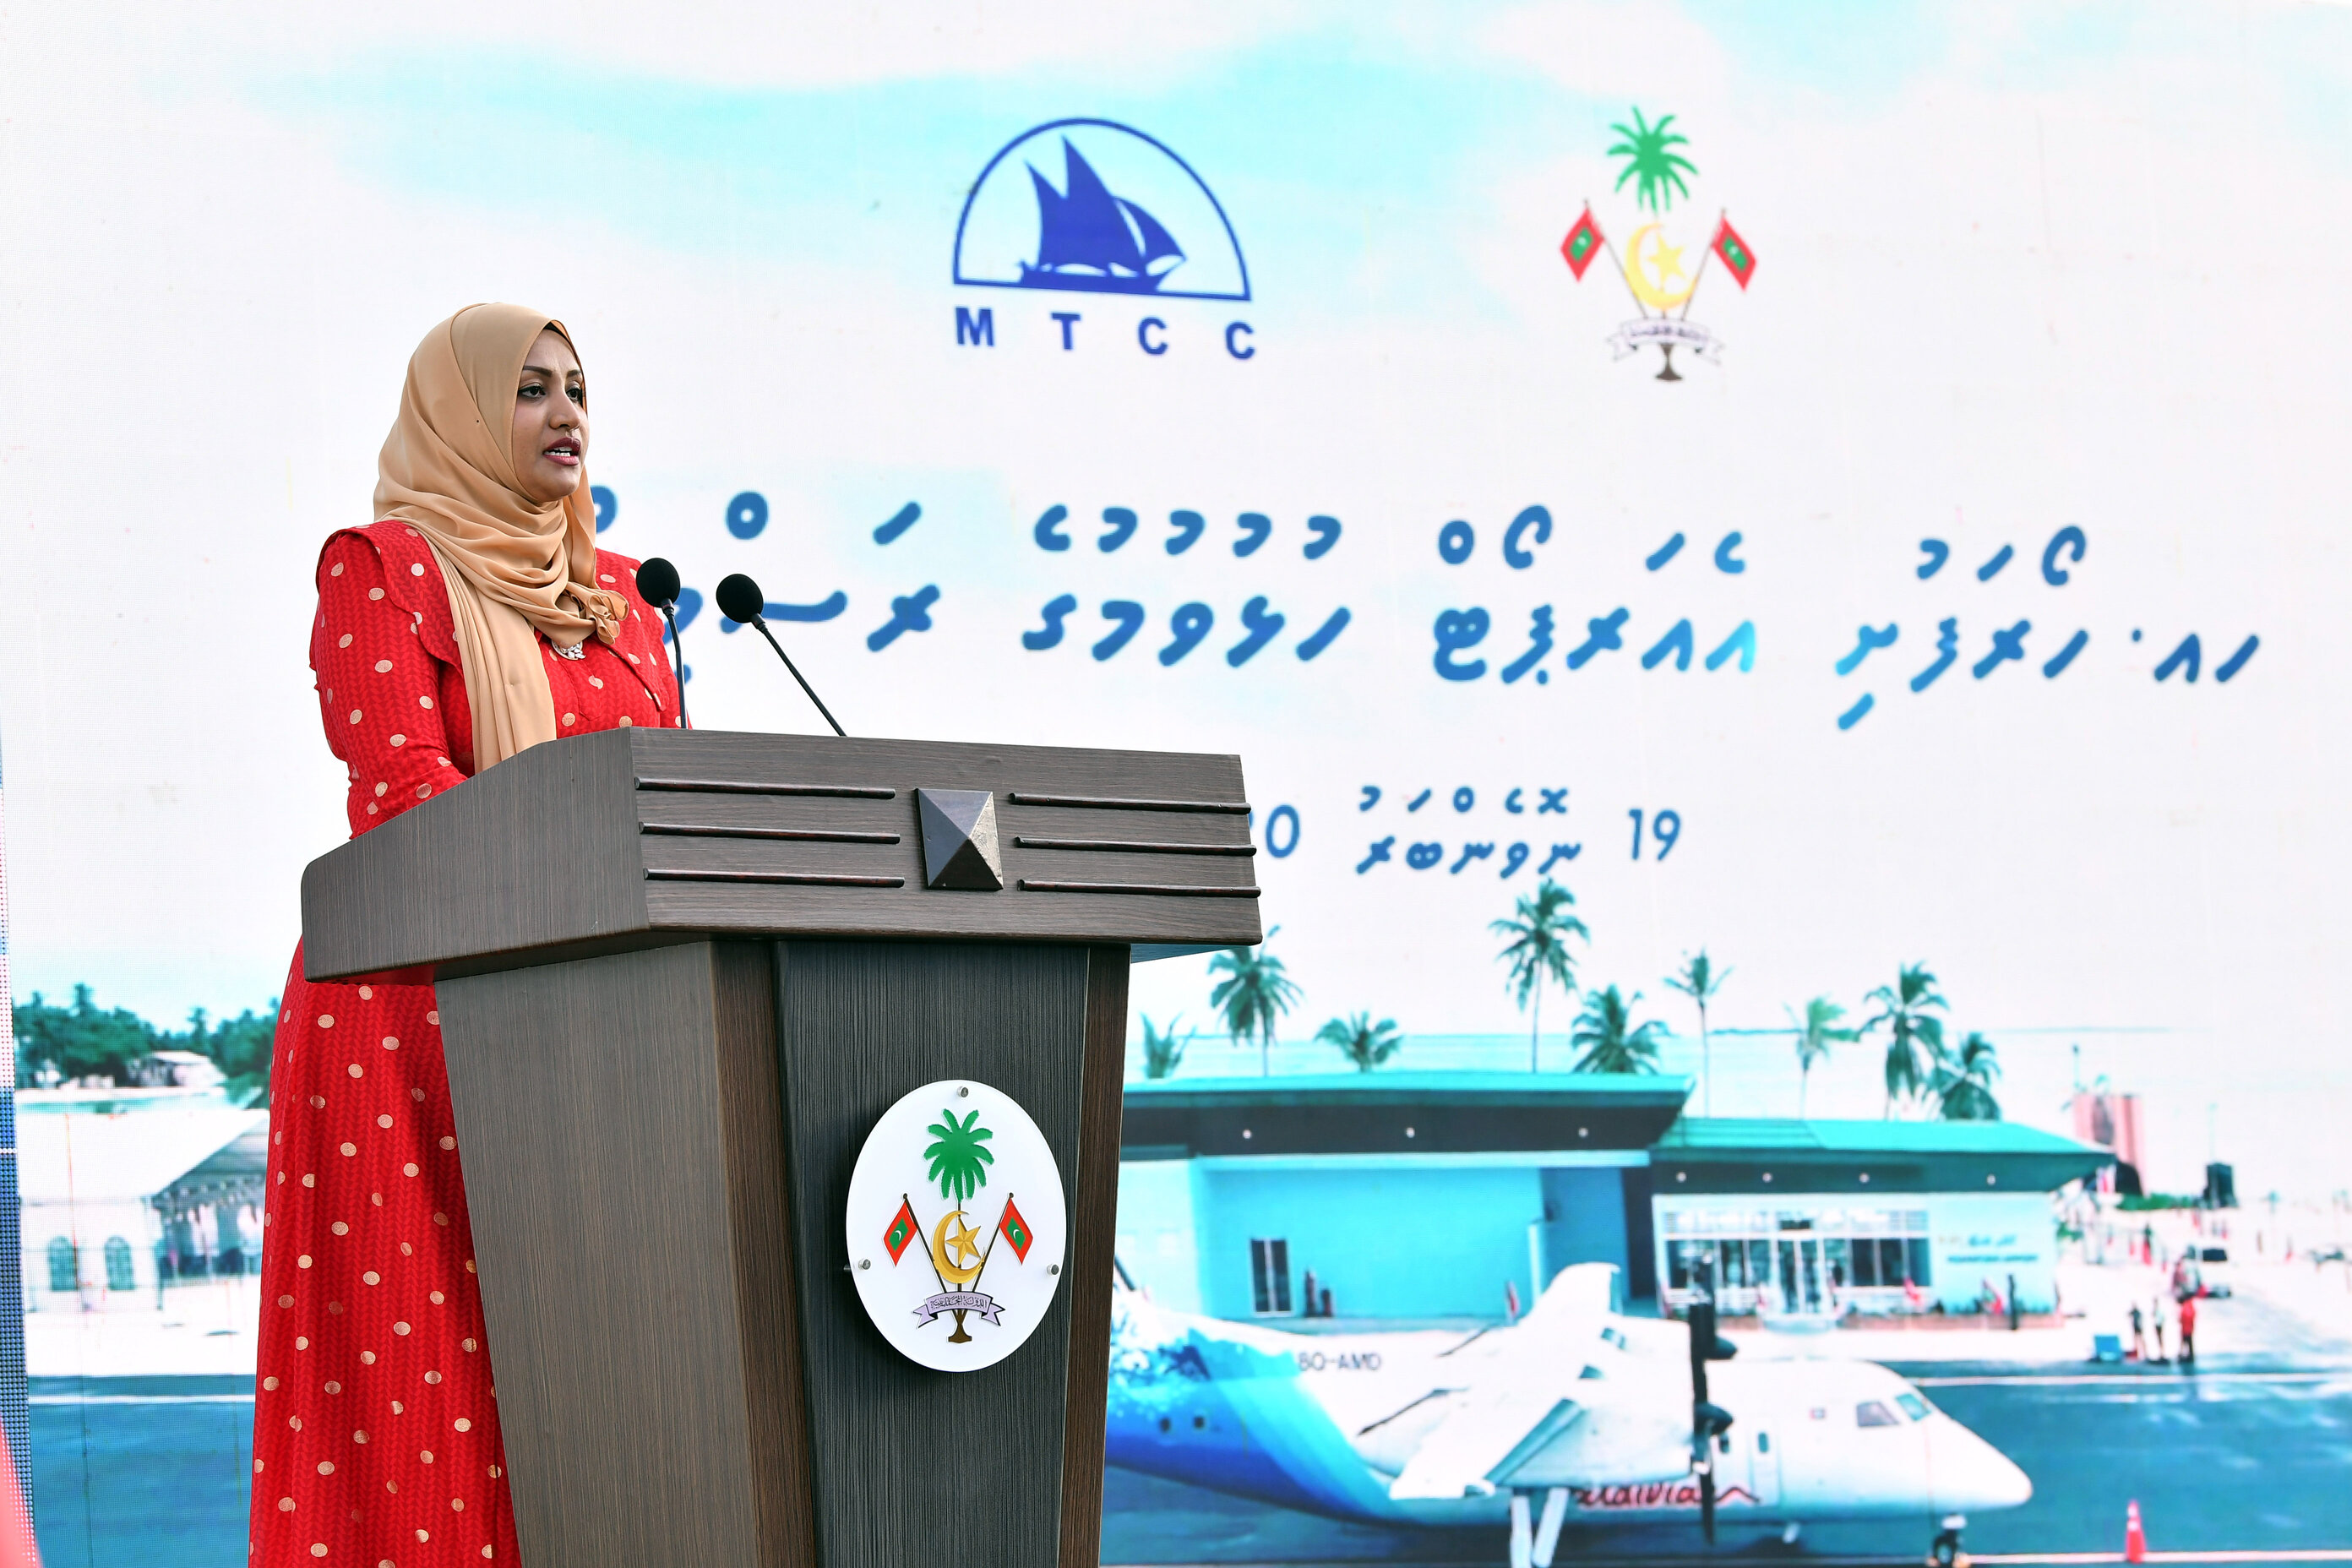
[300,729,1260,1568]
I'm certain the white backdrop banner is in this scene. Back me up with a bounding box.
[1,3,2347,1197]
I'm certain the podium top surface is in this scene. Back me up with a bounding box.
[301,729,1261,981]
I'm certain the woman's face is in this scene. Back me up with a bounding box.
[509,328,588,505]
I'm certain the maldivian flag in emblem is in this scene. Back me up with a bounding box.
[883,1196,920,1264]
[1712,216,1757,289]
[1560,207,1605,280]
[997,1196,1034,1262]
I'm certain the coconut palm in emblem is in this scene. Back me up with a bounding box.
[926,1108,994,1200]
[1609,107,1696,213]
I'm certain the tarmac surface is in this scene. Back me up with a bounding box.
[29,1375,251,1568]
[21,1292,2352,1566]
[1100,1288,2352,1567]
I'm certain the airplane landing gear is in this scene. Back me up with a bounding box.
[1506,1489,1570,1568]
[1930,1513,1971,1568]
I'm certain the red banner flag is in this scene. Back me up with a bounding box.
[1560,208,1605,280]
[997,1196,1034,1262]
[883,1195,920,1264]
[1712,217,1757,289]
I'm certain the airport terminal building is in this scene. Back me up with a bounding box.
[1116,1073,2112,1322]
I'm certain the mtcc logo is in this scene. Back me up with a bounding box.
[951,118,1256,360]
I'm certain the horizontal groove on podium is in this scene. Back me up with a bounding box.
[1017,879,1262,897]
[1014,836,1255,856]
[1005,792,1249,814]
[645,868,908,888]
[641,824,903,845]
[636,777,898,799]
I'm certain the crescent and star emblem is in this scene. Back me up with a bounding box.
[1625,221,1696,310]
[931,1208,985,1287]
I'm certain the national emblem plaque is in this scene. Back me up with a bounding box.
[846,1078,1068,1372]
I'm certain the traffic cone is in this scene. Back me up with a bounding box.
[2125,1500,2148,1564]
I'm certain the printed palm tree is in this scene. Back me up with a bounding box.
[1787,997,1859,1119]
[1862,963,1948,1118]
[1316,1013,1402,1073]
[1491,879,1590,1072]
[1934,1032,2003,1121]
[1208,926,1304,1077]
[1140,1015,1190,1081]
[1571,985,1665,1075]
[1663,950,1732,1115]
[1608,106,1697,213]
[923,1108,994,1202]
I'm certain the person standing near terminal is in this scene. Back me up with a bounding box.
[249,306,681,1565]
[2178,1292,2197,1367]
[2129,1302,2146,1360]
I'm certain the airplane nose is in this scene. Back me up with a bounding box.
[1926,1420,2034,1512]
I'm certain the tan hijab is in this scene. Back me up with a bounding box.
[374,304,628,770]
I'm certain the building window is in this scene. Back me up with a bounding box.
[1658,1206,1932,1310]
[103,1237,135,1292]
[46,1238,76,1293]
[1249,1239,1293,1315]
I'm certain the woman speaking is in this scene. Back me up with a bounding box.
[251,305,681,1564]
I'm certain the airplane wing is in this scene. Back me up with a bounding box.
[1386,1386,1695,1497]
[1386,1265,1695,1499]
[1387,1386,1577,1499]
[1493,1397,1694,1489]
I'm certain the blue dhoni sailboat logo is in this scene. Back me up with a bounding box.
[1021,139,1185,293]
[952,118,1251,302]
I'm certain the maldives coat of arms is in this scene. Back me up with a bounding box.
[1560,106,1759,379]
[847,1079,1067,1372]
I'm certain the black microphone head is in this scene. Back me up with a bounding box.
[716,573,765,624]
[635,556,681,611]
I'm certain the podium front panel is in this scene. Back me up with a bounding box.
[435,936,1130,1568]
[774,939,1127,1568]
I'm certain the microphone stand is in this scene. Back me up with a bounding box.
[748,614,847,738]
[659,605,690,730]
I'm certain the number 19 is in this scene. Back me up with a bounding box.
[1628,808,1681,861]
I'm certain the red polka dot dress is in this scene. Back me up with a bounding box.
[251,521,681,1565]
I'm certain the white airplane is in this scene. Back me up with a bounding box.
[1107,1262,2031,1566]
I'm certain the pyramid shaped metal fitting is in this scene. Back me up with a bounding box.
[914,788,1004,891]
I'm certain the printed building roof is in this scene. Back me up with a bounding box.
[1650,1117,2112,1195]
[1122,1071,1695,1158]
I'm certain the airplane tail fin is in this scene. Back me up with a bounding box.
[1522,1262,1619,1330]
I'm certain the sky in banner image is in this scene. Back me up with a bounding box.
[0,0,2349,1221]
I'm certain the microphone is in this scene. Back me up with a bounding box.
[716,572,848,738]
[635,557,689,731]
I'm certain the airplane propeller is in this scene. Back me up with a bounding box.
[1685,1255,1740,1544]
